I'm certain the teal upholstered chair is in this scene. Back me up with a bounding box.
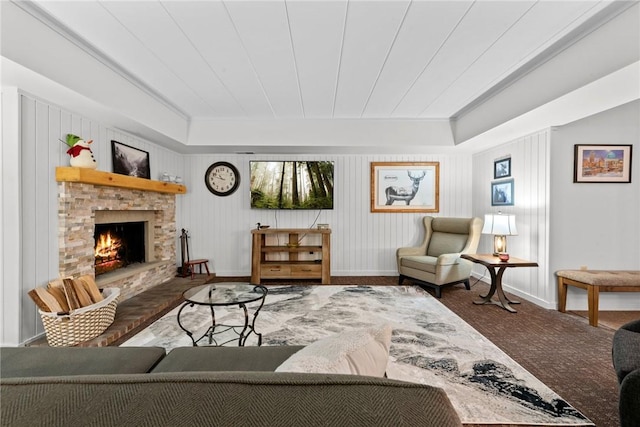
[397,216,483,298]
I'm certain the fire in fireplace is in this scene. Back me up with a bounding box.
[94,222,146,276]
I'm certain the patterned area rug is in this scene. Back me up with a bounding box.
[122,285,593,426]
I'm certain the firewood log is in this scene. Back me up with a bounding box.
[28,288,64,313]
[76,275,104,303]
[71,279,94,307]
[45,285,71,312]
[62,278,82,310]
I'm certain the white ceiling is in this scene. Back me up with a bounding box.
[28,0,619,120]
[4,0,639,153]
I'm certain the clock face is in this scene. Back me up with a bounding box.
[205,162,240,196]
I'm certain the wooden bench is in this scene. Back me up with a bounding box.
[556,270,640,327]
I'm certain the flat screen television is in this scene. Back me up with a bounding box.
[250,161,334,209]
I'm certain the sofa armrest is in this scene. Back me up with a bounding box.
[613,325,640,384]
[620,369,640,427]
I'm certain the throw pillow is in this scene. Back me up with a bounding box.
[274,324,392,377]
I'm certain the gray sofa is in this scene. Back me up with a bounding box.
[1,346,462,426]
[612,319,640,427]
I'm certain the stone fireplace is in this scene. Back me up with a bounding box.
[57,168,185,300]
[94,210,154,276]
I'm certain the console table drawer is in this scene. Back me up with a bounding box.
[261,265,291,277]
[290,264,322,277]
[260,264,322,278]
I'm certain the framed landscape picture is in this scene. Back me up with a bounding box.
[370,162,439,213]
[111,140,151,179]
[574,144,632,183]
[491,179,514,206]
[494,157,511,179]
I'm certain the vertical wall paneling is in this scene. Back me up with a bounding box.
[1,88,22,345]
[12,92,186,344]
[20,96,38,339]
[10,91,479,344]
[48,106,61,294]
[181,153,473,277]
[34,101,50,336]
[471,129,552,308]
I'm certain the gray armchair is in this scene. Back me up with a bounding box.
[397,216,483,298]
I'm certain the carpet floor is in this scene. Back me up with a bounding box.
[28,275,635,426]
[434,279,628,427]
[246,276,631,427]
[123,284,594,425]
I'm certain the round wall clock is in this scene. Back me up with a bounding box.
[204,161,240,196]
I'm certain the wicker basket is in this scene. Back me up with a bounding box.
[39,287,120,347]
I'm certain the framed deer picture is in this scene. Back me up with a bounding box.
[370,162,440,213]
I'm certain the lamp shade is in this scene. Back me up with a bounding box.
[482,214,517,236]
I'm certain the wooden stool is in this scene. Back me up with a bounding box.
[184,259,210,280]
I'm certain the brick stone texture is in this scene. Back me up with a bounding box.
[58,182,177,301]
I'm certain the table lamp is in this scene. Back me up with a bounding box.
[482,213,517,255]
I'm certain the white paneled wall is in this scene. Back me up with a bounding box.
[179,154,473,278]
[6,91,474,345]
[471,129,552,307]
[11,92,186,344]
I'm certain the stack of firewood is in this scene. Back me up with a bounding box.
[28,275,104,314]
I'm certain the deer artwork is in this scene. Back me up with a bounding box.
[385,170,427,205]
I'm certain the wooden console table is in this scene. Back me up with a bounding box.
[251,228,331,284]
[461,254,538,313]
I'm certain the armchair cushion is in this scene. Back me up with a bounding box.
[401,256,439,274]
[427,233,468,256]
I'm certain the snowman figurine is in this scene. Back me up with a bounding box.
[65,134,97,169]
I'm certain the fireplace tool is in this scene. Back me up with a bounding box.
[178,228,191,277]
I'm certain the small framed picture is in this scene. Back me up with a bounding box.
[494,157,511,179]
[111,140,151,179]
[491,179,514,206]
[574,144,632,183]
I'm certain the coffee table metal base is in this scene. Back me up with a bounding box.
[177,284,267,347]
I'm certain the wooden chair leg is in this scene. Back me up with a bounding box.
[557,277,567,313]
[587,285,599,327]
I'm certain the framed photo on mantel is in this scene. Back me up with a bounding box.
[574,144,632,183]
[111,140,151,179]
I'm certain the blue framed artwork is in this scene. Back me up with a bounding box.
[494,157,511,179]
[491,179,514,206]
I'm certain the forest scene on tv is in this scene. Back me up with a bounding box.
[250,161,334,209]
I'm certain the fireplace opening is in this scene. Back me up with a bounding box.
[95,222,146,276]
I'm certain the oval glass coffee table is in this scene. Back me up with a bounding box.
[177,283,268,346]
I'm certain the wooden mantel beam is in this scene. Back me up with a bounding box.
[56,167,187,194]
